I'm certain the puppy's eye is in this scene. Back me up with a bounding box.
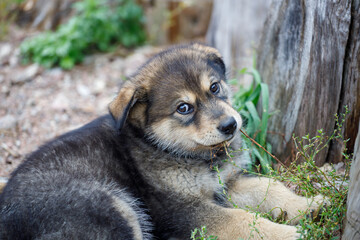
[177,103,194,115]
[210,82,220,94]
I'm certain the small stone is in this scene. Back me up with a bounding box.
[76,84,91,97]
[0,43,12,65]
[333,162,344,171]
[12,64,41,84]
[51,94,70,110]
[319,163,332,173]
[1,85,9,94]
[93,79,106,94]
[9,48,20,67]
[0,115,17,130]
[46,67,64,80]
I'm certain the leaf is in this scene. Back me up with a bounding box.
[60,56,75,70]
[252,148,270,174]
[245,101,261,133]
[259,83,269,145]
[239,67,248,74]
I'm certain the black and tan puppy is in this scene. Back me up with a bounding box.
[0,44,324,239]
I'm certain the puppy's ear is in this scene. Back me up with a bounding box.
[208,53,226,75]
[189,43,226,74]
[109,81,138,130]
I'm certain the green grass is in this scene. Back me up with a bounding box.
[230,67,273,174]
[191,226,218,240]
[271,108,350,239]
[20,0,146,69]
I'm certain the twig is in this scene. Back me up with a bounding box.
[239,128,288,170]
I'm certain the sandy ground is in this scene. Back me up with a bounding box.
[0,25,161,177]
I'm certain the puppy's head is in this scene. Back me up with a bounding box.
[109,43,242,158]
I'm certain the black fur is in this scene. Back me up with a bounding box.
[0,116,153,239]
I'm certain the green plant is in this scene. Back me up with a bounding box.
[234,108,350,239]
[231,68,273,173]
[272,108,351,239]
[20,0,146,69]
[0,0,24,40]
[191,226,218,240]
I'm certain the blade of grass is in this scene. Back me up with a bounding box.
[259,83,269,146]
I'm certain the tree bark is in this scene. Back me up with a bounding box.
[343,120,360,239]
[256,0,359,165]
[327,0,360,164]
[16,0,76,30]
[206,0,270,77]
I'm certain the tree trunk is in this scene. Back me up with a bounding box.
[16,0,76,30]
[343,120,360,239]
[256,0,359,165]
[206,0,270,77]
[327,0,360,164]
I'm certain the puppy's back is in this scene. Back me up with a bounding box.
[0,115,152,239]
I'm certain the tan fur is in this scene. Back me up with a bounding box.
[228,177,326,224]
[210,207,299,240]
[111,196,144,240]
[0,181,6,193]
[108,81,137,123]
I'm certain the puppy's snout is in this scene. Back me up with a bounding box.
[218,117,237,135]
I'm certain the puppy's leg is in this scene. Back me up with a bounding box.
[227,175,326,224]
[199,203,299,240]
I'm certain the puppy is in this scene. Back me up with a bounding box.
[0,44,323,239]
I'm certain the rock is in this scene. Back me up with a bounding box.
[9,48,20,67]
[46,67,64,80]
[11,64,41,84]
[0,115,17,131]
[334,162,344,171]
[0,85,9,94]
[92,79,106,94]
[76,84,91,97]
[0,43,12,65]
[51,94,70,110]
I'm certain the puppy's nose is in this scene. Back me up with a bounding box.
[218,117,237,135]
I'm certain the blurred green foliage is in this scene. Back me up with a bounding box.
[21,0,146,69]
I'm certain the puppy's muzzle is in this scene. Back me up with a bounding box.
[218,116,237,135]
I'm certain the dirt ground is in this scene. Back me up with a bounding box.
[0,25,161,178]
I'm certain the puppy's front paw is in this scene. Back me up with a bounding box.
[285,194,329,225]
[260,220,300,240]
[306,195,329,221]
[275,225,300,240]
